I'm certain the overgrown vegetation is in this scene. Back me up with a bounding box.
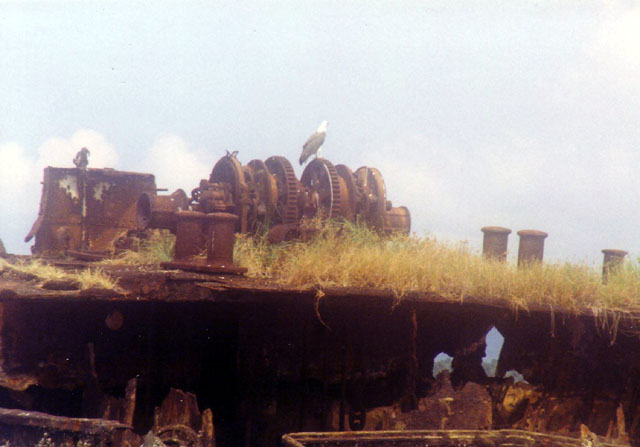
[47,219,638,311]
[0,258,117,290]
[6,218,638,311]
[234,219,640,312]
[101,229,175,266]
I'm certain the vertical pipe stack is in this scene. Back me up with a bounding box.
[517,230,548,267]
[481,226,511,261]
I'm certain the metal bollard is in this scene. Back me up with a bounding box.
[601,249,627,283]
[207,212,240,266]
[481,226,511,261]
[517,230,548,267]
[164,210,246,274]
[173,211,208,261]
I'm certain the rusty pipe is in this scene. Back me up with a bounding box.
[602,249,628,283]
[136,190,189,233]
[481,226,511,261]
[517,230,548,267]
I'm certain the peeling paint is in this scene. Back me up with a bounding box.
[58,176,79,201]
[93,182,112,202]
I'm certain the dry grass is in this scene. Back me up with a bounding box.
[0,258,117,290]
[60,219,640,312]
[73,266,119,290]
[234,219,640,312]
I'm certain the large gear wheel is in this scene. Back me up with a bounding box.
[210,153,249,232]
[355,166,387,229]
[247,159,278,229]
[335,164,358,221]
[301,159,342,219]
[265,156,299,224]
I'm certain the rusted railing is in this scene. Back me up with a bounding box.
[282,429,623,447]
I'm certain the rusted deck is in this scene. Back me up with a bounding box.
[2,260,640,319]
[1,262,640,446]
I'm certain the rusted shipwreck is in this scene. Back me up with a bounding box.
[0,151,639,446]
[1,260,639,446]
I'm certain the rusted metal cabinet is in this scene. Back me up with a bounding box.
[25,167,156,254]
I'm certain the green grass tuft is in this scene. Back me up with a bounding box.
[101,230,175,266]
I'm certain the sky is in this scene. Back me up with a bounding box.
[2,1,640,266]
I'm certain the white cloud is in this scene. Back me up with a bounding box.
[138,134,212,193]
[0,141,38,254]
[36,129,119,171]
[0,142,34,192]
[0,142,39,224]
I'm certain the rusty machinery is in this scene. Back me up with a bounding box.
[26,151,409,273]
[136,152,410,273]
[204,153,411,236]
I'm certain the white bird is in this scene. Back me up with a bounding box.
[299,120,328,165]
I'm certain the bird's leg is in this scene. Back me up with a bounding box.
[316,146,323,159]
